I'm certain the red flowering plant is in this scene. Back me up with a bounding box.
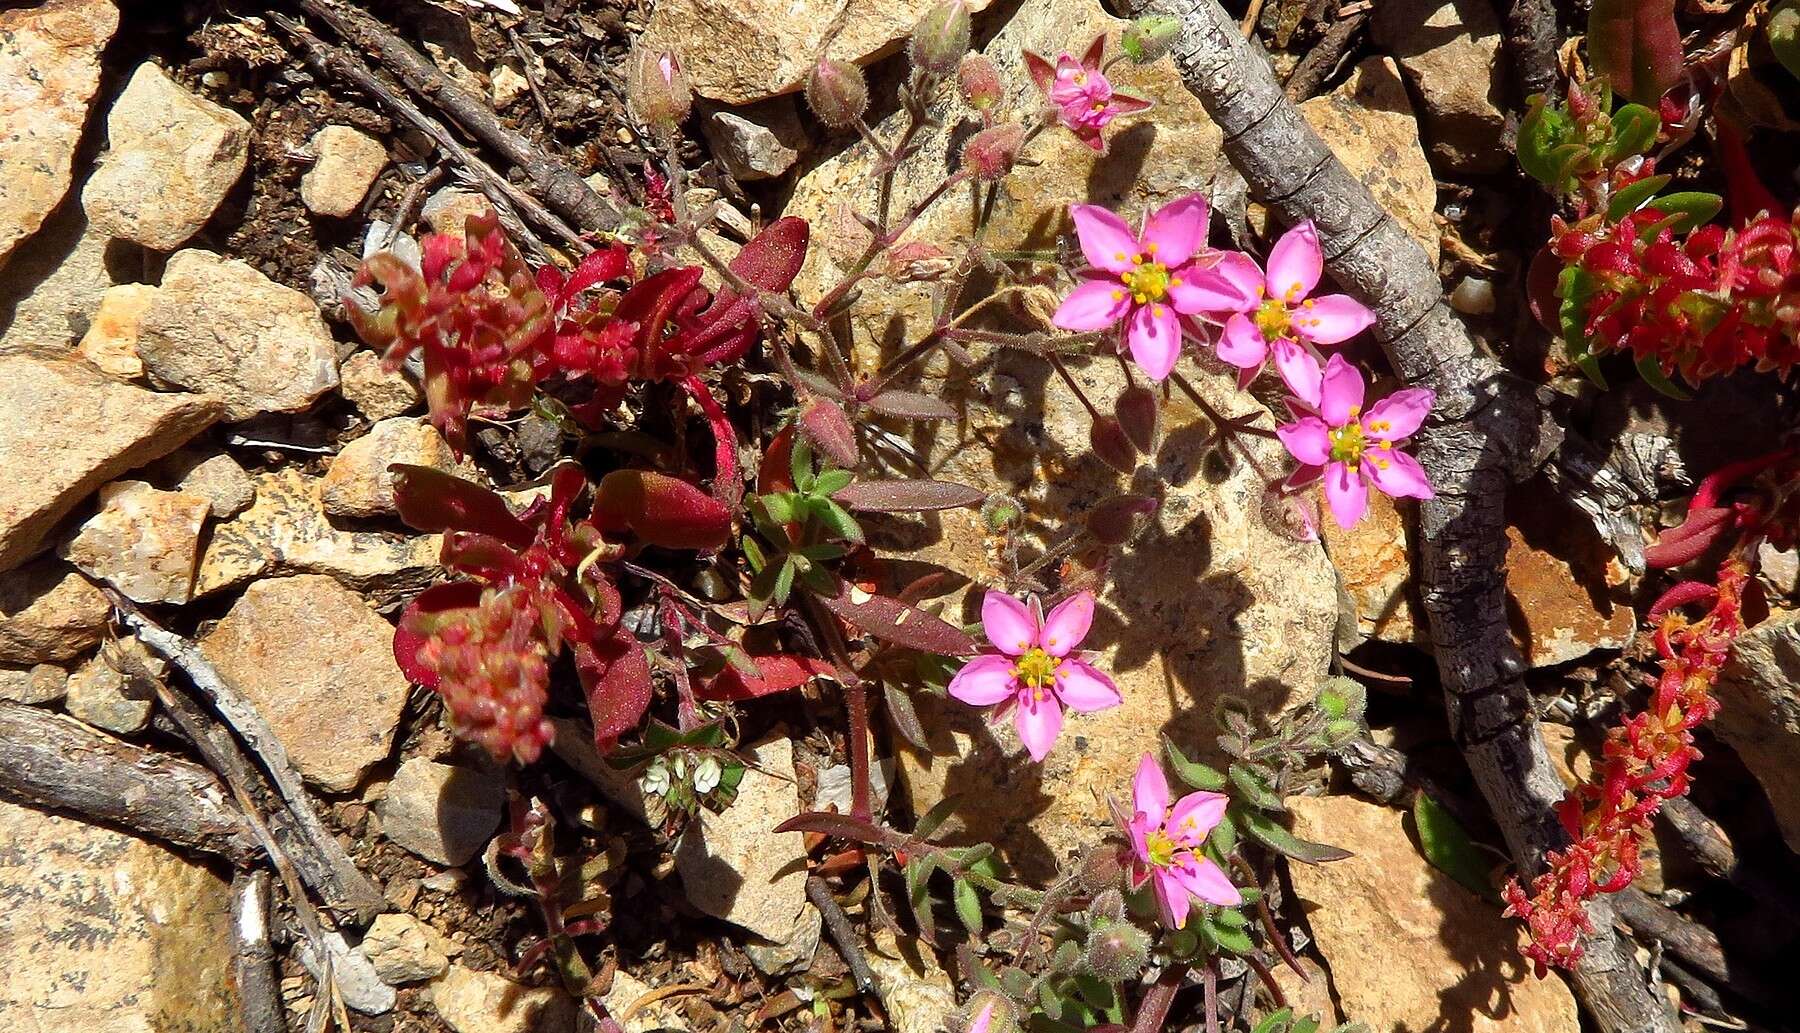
[1504,448,1800,973]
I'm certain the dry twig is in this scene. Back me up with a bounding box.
[233,871,285,1033]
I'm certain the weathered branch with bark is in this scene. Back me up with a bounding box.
[1124,2,1675,1030]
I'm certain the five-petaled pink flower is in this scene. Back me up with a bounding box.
[1275,352,1435,529]
[1126,753,1241,928]
[948,591,1121,762]
[1052,194,1237,381]
[1025,37,1151,151]
[1207,221,1375,385]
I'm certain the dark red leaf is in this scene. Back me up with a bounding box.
[391,465,533,547]
[832,479,985,512]
[819,581,976,655]
[581,630,652,748]
[759,424,799,496]
[1647,580,1718,622]
[799,399,859,468]
[729,217,810,293]
[592,469,732,549]
[701,652,837,700]
[865,389,957,421]
[1589,0,1683,104]
[1525,244,1563,334]
[393,582,484,686]
[773,809,890,843]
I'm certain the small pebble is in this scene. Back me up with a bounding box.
[1450,276,1496,315]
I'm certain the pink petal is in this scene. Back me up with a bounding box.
[981,591,1037,655]
[948,655,1019,706]
[1212,251,1267,309]
[1365,447,1435,500]
[1168,264,1252,316]
[1171,856,1243,907]
[1217,312,1268,370]
[1126,302,1182,381]
[1127,814,1156,866]
[969,1002,995,1033]
[1054,658,1121,712]
[1053,278,1130,331]
[1276,416,1332,467]
[1318,354,1365,426]
[1014,692,1064,762]
[1271,338,1322,408]
[1109,91,1154,114]
[1040,592,1096,655]
[1322,460,1369,528]
[1140,193,1209,268]
[1293,293,1374,345]
[1166,791,1229,847]
[1154,869,1192,929]
[1266,220,1323,302]
[1363,387,1435,441]
[1070,204,1141,274]
[1133,753,1170,824]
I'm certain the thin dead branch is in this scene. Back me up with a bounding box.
[1126,3,1674,1029]
[234,871,286,1033]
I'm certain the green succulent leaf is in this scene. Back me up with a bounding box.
[1239,806,1352,864]
[1163,735,1228,791]
[1605,103,1662,161]
[1412,793,1498,901]
[1604,173,1672,221]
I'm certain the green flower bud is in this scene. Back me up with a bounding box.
[1083,921,1151,981]
[958,53,1003,111]
[805,58,870,130]
[909,0,971,76]
[981,493,1023,533]
[1120,15,1180,64]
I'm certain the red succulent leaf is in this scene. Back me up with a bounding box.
[1588,0,1683,104]
[1646,580,1718,622]
[581,630,653,749]
[1642,506,1733,568]
[729,217,810,292]
[701,652,837,700]
[760,424,799,496]
[592,469,732,549]
[393,582,485,685]
[679,375,743,508]
[391,465,534,547]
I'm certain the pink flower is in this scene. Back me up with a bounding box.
[1126,754,1240,928]
[948,591,1121,762]
[1025,37,1151,151]
[1209,221,1375,382]
[1052,194,1239,380]
[1275,353,1435,528]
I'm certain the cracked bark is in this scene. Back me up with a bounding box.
[1123,3,1676,1030]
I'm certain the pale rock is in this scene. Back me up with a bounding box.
[1322,489,1420,643]
[1451,275,1497,315]
[83,63,249,250]
[1292,58,1440,265]
[643,0,995,104]
[340,349,423,420]
[75,283,157,378]
[0,797,238,1031]
[1501,520,1635,667]
[362,913,452,985]
[490,64,530,109]
[700,98,803,181]
[0,0,120,267]
[0,354,218,571]
[137,248,340,421]
[1758,542,1799,596]
[301,125,387,218]
[58,480,210,604]
[422,186,495,236]
[63,650,151,735]
[1373,0,1509,174]
[0,663,69,705]
[1538,721,1595,790]
[429,965,576,1033]
[602,970,690,1033]
[378,758,505,866]
[1713,609,1800,853]
[674,736,809,941]
[159,450,255,518]
[1287,795,1578,1032]
[322,416,468,519]
[296,930,396,1015]
[194,468,442,601]
[201,574,410,791]
[0,209,120,352]
[866,930,957,1033]
[788,0,1335,881]
[1269,956,1340,1027]
[0,559,109,664]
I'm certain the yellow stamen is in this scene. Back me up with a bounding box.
[1120,260,1173,305]
[1012,648,1058,691]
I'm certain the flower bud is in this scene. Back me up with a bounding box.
[1086,493,1156,546]
[1120,15,1180,64]
[1115,384,1160,453]
[1083,922,1150,981]
[957,994,1018,1033]
[958,53,1003,111]
[1088,887,1126,923]
[805,58,869,130]
[981,493,1023,533]
[1088,416,1139,475]
[961,122,1025,181]
[626,46,692,131]
[909,0,972,76]
[1077,844,1126,892]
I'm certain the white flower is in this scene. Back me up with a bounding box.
[640,760,671,797]
[693,755,723,795]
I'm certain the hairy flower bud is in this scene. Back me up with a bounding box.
[626,46,692,131]
[958,53,1003,111]
[1088,887,1126,923]
[961,122,1025,181]
[1083,922,1150,981]
[1120,15,1180,63]
[981,493,1023,533]
[909,0,972,76]
[1089,416,1139,475]
[957,993,1018,1033]
[1077,843,1125,892]
[805,58,870,130]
